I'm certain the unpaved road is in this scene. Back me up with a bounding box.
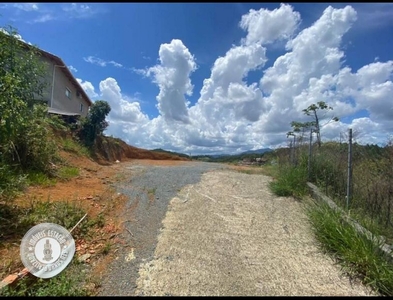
[98,161,376,296]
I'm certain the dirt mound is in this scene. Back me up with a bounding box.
[92,136,188,164]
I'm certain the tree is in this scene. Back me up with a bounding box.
[88,100,111,135]
[302,101,339,148]
[79,100,111,147]
[0,25,56,172]
[289,121,316,146]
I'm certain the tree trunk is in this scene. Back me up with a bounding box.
[314,111,321,147]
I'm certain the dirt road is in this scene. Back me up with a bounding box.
[98,161,376,296]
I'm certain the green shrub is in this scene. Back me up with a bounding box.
[269,163,308,198]
[0,164,27,201]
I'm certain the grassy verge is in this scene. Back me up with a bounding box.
[0,199,106,296]
[230,164,279,178]
[304,198,393,296]
[269,164,308,198]
[0,159,80,202]
[26,171,57,187]
[0,260,90,296]
[61,138,91,157]
[57,166,80,180]
[267,158,393,296]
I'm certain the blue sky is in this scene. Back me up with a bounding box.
[2,3,393,154]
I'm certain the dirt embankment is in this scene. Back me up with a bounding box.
[92,136,188,164]
[0,133,188,291]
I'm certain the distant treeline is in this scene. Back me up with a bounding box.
[152,148,275,163]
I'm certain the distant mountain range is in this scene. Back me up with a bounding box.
[238,148,273,155]
[209,148,273,157]
[151,148,190,158]
[152,147,273,160]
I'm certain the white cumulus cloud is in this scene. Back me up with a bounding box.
[145,39,197,124]
[76,78,98,99]
[82,4,393,153]
[99,78,149,124]
[239,3,301,45]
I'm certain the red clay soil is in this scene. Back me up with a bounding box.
[0,140,189,293]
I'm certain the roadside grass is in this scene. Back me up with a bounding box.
[57,166,80,180]
[22,165,80,188]
[304,198,393,296]
[0,162,80,202]
[235,167,267,175]
[0,199,105,296]
[25,171,56,187]
[61,138,91,158]
[258,164,278,178]
[230,164,279,178]
[349,209,393,246]
[0,165,28,201]
[268,155,393,296]
[0,259,90,296]
[269,164,308,199]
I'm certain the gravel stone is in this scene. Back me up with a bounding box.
[98,161,227,296]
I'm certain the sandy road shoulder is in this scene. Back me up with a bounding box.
[134,169,376,296]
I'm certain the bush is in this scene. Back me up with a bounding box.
[269,163,308,198]
[0,164,27,200]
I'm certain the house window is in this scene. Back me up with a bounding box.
[80,103,84,112]
[65,87,71,99]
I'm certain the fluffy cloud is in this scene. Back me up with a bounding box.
[255,5,358,137]
[239,3,301,45]
[145,39,197,124]
[76,78,98,99]
[80,4,393,154]
[99,78,149,124]
[353,61,393,121]
[79,78,150,129]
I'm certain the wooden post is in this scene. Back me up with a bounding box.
[346,128,353,210]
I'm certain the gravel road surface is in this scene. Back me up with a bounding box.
[98,161,226,295]
[98,160,376,296]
